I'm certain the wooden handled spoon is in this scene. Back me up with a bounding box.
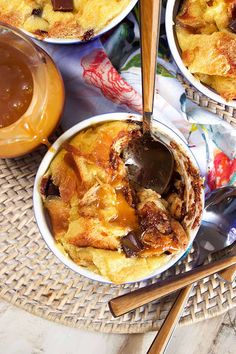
[146,264,236,354]
[109,252,236,317]
[124,0,174,194]
[147,186,236,353]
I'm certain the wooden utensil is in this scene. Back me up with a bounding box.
[109,252,236,317]
[147,264,236,354]
[218,265,236,282]
[109,186,236,318]
[146,264,236,354]
[147,187,236,353]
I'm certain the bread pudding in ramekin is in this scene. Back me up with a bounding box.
[0,0,136,42]
[34,113,204,284]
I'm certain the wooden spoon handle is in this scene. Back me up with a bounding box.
[147,285,193,354]
[140,0,161,124]
[147,264,236,354]
[109,255,236,317]
[219,265,236,282]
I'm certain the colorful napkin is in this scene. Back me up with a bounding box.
[37,9,236,193]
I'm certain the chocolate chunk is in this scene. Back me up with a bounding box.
[206,0,214,6]
[229,19,236,33]
[121,231,143,258]
[164,250,172,255]
[40,176,60,197]
[32,8,42,17]
[82,29,94,41]
[51,0,74,12]
[40,177,49,196]
[47,180,60,197]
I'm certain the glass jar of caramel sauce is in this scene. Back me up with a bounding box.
[0,23,64,158]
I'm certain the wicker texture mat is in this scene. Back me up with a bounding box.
[177,75,236,128]
[0,87,236,333]
[0,151,235,333]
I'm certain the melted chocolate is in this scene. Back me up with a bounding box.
[229,19,236,33]
[121,231,143,258]
[40,176,60,197]
[51,0,74,12]
[32,8,42,16]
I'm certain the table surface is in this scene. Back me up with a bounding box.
[0,299,235,354]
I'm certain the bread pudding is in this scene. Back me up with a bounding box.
[0,0,131,40]
[176,0,236,100]
[40,121,203,283]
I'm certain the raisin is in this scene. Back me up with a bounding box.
[32,8,42,17]
[82,29,94,41]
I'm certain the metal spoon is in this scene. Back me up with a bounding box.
[125,0,174,194]
[109,186,236,317]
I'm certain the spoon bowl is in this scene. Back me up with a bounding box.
[195,186,236,265]
[126,0,174,194]
[125,132,174,194]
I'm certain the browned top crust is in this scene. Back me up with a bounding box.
[176,0,236,100]
[41,121,203,265]
[0,0,131,39]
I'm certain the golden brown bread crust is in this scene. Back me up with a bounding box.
[0,0,131,39]
[42,121,140,253]
[176,0,236,100]
[44,197,70,239]
[179,31,236,77]
[197,73,236,100]
[137,189,188,257]
[40,121,203,283]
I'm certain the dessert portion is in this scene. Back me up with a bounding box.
[0,0,131,40]
[40,121,203,283]
[176,0,236,100]
[0,0,130,40]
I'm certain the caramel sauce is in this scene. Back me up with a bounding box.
[91,132,113,167]
[0,43,64,158]
[41,137,51,148]
[49,145,56,153]
[0,43,33,128]
[96,186,138,230]
[113,192,138,230]
[97,187,115,209]
[23,121,51,148]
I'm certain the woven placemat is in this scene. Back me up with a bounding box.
[177,74,236,128]
[0,86,236,334]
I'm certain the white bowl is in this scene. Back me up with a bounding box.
[22,0,138,44]
[165,0,236,108]
[33,112,204,284]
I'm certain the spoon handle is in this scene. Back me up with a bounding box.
[147,285,193,354]
[147,263,236,354]
[140,0,161,131]
[219,265,236,282]
[109,255,236,317]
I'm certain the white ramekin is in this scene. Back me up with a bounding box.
[22,0,138,44]
[165,0,236,108]
[33,112,204,284]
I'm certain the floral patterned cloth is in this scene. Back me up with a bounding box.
[37,8,236,193]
